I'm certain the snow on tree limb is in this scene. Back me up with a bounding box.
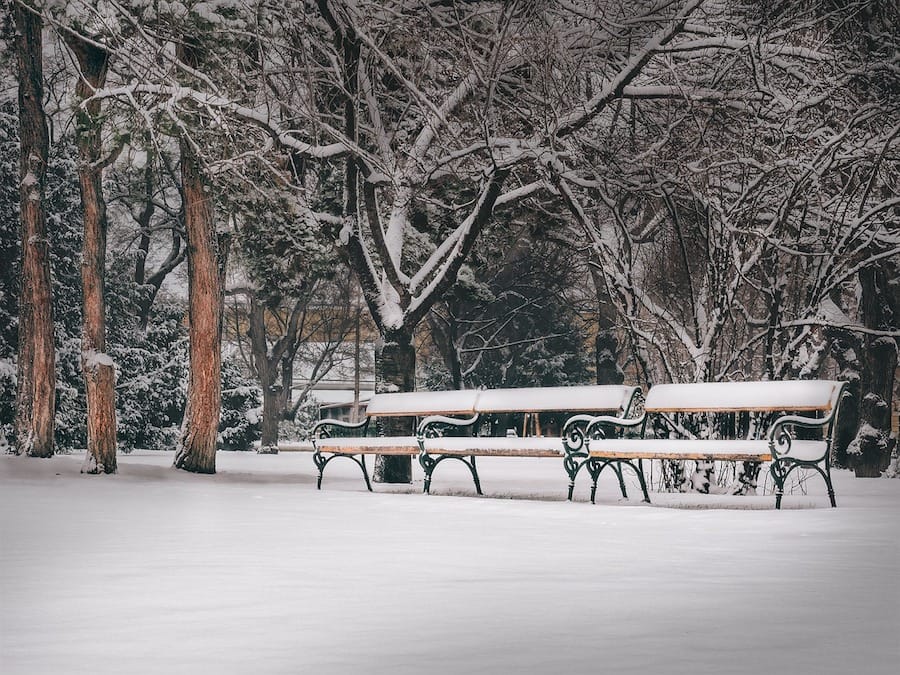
[86,84,352,161]
[553,0,705,138]
[406,169,510,327]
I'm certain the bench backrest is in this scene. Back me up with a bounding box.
[365,390,480,418]
[644,380,844,413]
[365,385,641,418]
[474,385,640,415]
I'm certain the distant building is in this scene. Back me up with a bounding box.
[290,340,376,423]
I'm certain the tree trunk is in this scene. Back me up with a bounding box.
[14,3,55,458]
[173,138,222,474]
[848,267,897,477]
[248,296,279,453]
[66,34,117,474]
[590,268,623,385]
[259,383,282,452]
[428,308,463,389]
[373,330,416,483]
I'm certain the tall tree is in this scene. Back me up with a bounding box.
[13,0,55,457]
[840,264,899,477]
[64,31,118,474]
[306,0,706,482]
[173,127,224,474]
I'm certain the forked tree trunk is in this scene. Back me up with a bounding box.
[173,138,222,474]
[373,330,416,483]
[66,35,117,474]
[14,3,55,458]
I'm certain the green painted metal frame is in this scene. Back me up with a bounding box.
[416,414,483,494]
[581,410,649,503]
[420,388,644,497]
[310,417,373,490]
[561,387,644,500]
[767,383,849,509]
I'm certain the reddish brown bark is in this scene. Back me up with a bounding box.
[14,3,55,458]
[174,137,222,474]
[66,34,118,474]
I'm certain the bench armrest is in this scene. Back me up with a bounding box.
[417,414,480,438]
[561,414,597,456]
[312,417,370,439]
[767,412,833,459]
[586,413,647,440]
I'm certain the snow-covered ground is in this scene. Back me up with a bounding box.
[1,450,897,675]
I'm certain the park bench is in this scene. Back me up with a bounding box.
[417,385,641,495]
[311,389,479,490]
[312,385,641,495]
[576,380,848,508]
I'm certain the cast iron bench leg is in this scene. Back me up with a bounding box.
[612,463,628,499]
[770,461,786,509]
[420,453,483,495]
[312,452,373,492]
[359,455,373,492]
[468,455,483,496]
[564,455,584,501]
[635,459,650,502]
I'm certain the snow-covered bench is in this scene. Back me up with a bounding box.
[312,385,641,494]
[578,380,849,508]
[311,390,479,490]
[417,385,641,495]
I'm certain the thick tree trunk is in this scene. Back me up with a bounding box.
[66,35,117,474]
[826,318,860,469]
[373,330,416,483]
[14,3,55,458]
[848,267,897,477]
[259,383,282,452]
[174,138,222,474]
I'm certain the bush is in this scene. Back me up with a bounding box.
[218,357,261,451]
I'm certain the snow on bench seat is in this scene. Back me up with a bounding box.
[274,442,315,452]
[421,436,565,458]
[313,436,420,456]
[588,438,828,463]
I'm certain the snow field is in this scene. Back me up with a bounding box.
[1,451,898,675]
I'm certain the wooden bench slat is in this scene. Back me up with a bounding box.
[365,390,479,417]
[422,436,564,458]
[315,436,420,456]
[591,450,772,462]
[474,385,638,414]
[644,380,841,413]
[588,439,826,462]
